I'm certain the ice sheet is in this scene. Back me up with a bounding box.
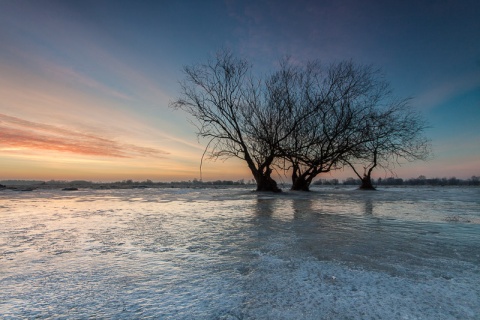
[1,186,479,318]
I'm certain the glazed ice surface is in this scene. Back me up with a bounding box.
[1,186,479,319]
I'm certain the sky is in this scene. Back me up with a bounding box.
[0,0,479,182]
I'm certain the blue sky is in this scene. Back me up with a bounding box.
[0,0,479,181]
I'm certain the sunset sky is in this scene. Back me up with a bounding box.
[1,0,479,182]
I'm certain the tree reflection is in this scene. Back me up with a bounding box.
[364,198,373,215]
[253,197,275,218]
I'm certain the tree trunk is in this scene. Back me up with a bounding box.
[359,174,376,190]
[244,152,281,192]
[256,175,281,192]
[252,166,281,192]
[290,170,313,191]
[291,176,311,191]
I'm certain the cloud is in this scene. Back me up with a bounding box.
[0,114,168,159]
[414,71,479,110]
[43,63,133,101]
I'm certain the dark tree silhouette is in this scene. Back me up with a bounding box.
[277,61,382,191]
[173,52,431,192]
[172,51,289,192]
[262,60,331,191]
[342,100,432,190]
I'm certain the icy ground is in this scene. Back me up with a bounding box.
[1,186,479,319]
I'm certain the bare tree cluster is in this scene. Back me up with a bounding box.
[172,51,431,192]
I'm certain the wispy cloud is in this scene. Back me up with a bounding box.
[415,72,480,110]
[0,114,168,158]
[44,63,133,101]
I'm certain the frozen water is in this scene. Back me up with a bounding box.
[1,186,479,319]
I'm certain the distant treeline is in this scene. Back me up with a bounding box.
[2,176,480,189]
[313,175,480,186]
[0,178,254,190]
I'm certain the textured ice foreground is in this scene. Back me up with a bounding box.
[1,186,479,319]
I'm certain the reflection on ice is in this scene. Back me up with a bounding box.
[1,186,479,318]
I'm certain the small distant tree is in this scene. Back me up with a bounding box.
[470,176,480,186]
[343,177,359,185]
[343,101,431,190]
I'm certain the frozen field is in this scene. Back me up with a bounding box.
[1,186,479,319]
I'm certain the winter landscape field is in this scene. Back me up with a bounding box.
[1,186,479,319]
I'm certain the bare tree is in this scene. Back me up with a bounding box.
[172,52,430,192]
[278,61,382,191]
[342,101,432,190]
[259,60,326,191]
[171,50,286,192]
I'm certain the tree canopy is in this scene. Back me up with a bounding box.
[172,51,431,192]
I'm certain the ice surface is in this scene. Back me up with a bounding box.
[1,186,479,319]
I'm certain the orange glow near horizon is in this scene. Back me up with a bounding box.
[1,133,478,182]
[0,110,478,182]
[1,109,478,182]
[0,114,168,159]
[2,137,475,182]
[0,119,253,182]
